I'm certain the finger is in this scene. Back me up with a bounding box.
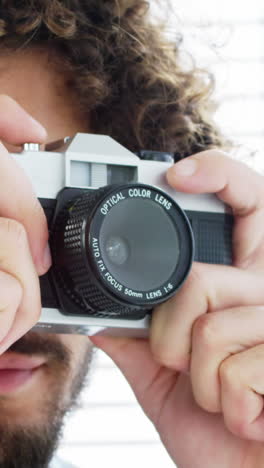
[0,218,41,353]
[0,145,51,274]
[0,271,22,341]
[0,97,50,274]
[0,95,47,144]
[167,150,264,268]
[90,335,178,426]
[190,306,264,413]
[150,262,264,372]
[220,343,264,441]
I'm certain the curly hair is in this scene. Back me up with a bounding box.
[0,0,226,158]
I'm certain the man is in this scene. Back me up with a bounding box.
[0,1,263,467]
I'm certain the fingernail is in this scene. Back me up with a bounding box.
[42,244,52,271]
[173,159,197,176]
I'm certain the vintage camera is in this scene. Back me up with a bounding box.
[13,133,233,337]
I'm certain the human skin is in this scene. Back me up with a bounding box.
[92,156,264,468]
[0,48,92,430]
[1,46,264,468]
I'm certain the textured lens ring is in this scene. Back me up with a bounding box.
[52,184,193,317]
[51,187,146,318]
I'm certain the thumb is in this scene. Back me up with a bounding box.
[90,335,179,425]
[90,335,161,396]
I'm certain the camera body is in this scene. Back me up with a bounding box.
[12,133,233,337]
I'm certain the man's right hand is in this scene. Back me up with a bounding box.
[0,95,50,354]
[91,151,264,468]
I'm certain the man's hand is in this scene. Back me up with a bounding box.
[91,151,264,468]
[0,95,50,354]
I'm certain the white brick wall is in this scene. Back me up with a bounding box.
[56,1,264,467]
[57,351,175,467]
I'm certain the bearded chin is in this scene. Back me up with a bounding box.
[0,357,90,468]
[0,375,70,468]
[0,417,64,468]
[0,334,93,468]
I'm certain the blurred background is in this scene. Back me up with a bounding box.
[56,1,264,466]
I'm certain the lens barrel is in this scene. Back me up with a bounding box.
[51,184,194,318]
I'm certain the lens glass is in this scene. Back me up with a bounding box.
[99,198,180,291]
[105,236,130,266]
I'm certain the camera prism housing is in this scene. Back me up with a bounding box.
[12,133,233,337]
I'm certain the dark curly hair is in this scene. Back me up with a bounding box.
[0,0,226,158]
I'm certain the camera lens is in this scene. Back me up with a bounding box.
[105,236,130,266]
[51,184,194,316]
[99,198,180,291]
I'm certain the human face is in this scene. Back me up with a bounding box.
[0,47,93,467]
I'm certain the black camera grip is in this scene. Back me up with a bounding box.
[186,210,233,265]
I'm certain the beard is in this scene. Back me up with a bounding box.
[0,423,64,468]
[0,332,93,468]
